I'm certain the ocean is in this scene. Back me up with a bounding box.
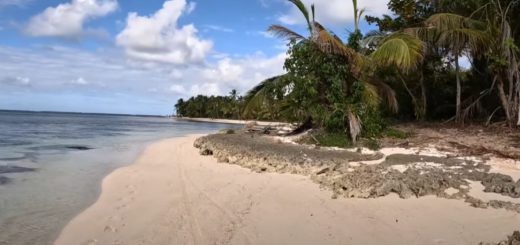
[0,110,235,245]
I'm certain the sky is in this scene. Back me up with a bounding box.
[0,0,391,115]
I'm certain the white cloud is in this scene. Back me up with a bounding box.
[169,69,183,79]
[204,25,234,33]
[197,52,286,94]
[0,76,31,86]
[0,45,286,114]
[69,77,89,85]
[116,0,212,65]
[185,1,196,14]
[203,58,244,84]
[279,0,390,26]
[25,0,117,38]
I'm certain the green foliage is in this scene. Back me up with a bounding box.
[174,91,242,120]
[312,132,353,148]
[384,128,410,139]
[363,138,381,150]
[175,0,520,138]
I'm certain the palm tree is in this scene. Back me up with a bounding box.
[258,0,400,142]
[417,13,489,123]
[364,31,426,119]
[267,0,357,62]
[483,0,520,127]
[352,0,365,33]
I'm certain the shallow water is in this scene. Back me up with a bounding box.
[0,110,236,245]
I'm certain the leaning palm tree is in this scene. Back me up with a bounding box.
[257,0,401,142]
[267,0,358,64]
[415,13,489,123]
[242,75,290,119]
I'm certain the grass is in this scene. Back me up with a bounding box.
[362,138,381,150]
[314,132,353,148]
[384,128,410,139]
[219,128,236,134]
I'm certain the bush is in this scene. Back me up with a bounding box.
[312,131,353,148]
[384,128,410,139]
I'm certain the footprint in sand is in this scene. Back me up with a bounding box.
[104,225,118,233]
[83,239,98,245]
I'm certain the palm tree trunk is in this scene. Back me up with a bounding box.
[455,55,462,123]
[420,71,427,120]
[399,73,421,120]
[497,76,513,127]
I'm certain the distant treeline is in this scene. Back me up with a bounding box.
[174,90,243,120]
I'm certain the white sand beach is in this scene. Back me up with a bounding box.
[55,135,520,245]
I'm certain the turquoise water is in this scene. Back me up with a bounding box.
[0,110,235,245]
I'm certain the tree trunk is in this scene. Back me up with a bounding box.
[419,71,427,120]
[455,56,462,124]
[398,73,422,120]
[497,76,513,127]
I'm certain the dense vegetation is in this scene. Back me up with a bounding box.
[175,0,520,144]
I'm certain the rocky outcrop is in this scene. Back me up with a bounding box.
[194,133,381,175]
[482,174,520,198]
[480,231,520,245]
[195,132,520,213]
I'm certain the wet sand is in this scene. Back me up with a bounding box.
[55,135,519,245]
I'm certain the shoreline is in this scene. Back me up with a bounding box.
[174,117,289,126]
[55,134,520,245]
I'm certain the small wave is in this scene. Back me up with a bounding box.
[0,139,33,147]
[0,165,36,174]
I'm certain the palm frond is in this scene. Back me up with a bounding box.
[242,75,290,117]
[368,79,399,113]
[313,23,356,59]
[288,0,312,32]
[423,13,490,53]
[361,30,386,48]
[267,25,306,41]
[425,13,485,31]
[370,33,424,72]
[437,28,490,54]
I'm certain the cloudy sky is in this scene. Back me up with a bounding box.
[0,0,389,115]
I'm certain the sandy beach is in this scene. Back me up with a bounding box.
[55,135,519,245]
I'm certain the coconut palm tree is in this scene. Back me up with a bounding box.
[364,31,426,119]
[249,0,402,142]
[267,0,357,62]
[482,0,520,127]
[417,13,489,123]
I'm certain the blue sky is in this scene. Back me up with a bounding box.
[0,0,389,115]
